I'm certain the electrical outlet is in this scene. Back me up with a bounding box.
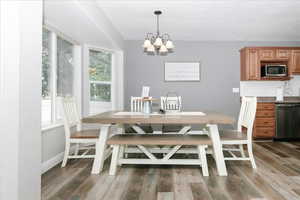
[232,88,240,93]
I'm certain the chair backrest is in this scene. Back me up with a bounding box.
[131,97,144,112]
[237,96,257,141]
[161,96,182,112]
[58,97,81,139]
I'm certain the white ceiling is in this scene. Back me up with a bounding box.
[44,0,124,49]
[97,0,300,41]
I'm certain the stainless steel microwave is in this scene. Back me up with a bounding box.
[261,64,287,77]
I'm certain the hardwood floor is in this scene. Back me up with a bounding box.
[42,142,300,200]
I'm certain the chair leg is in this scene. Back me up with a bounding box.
[74,143,80,156]
[109,145,120,176]
[247,142,257,169]
[198,145,209,176]
[239,144,245,158]
[61,142,70,167]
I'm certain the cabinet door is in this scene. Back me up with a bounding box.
[276,49,291,59]
[253,127,275,138]
[248,49,260,80]
[260,49,275,59]
[291,50,300,74]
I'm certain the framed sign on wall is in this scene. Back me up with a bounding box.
[164,62,201,82]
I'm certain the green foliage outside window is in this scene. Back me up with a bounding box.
[89,50,111,82]
[90,83,111,102]
[42,29,51,98]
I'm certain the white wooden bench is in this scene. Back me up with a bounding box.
[107,134,212,176]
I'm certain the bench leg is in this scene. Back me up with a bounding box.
[239,144,246,158]
[74,143,80,156]
[118,145,124,166]
[198,145,209,177]
[109,145,120,176]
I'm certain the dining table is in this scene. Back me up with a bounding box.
[82,111,235,176]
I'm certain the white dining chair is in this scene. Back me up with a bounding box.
[131,96,144,112]
[129,96,153,134]
[160,96,182,113]
[59,96,103,167]
[219,96,257,168]
[160,96,185,133]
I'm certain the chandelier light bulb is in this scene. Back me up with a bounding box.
[159,44,168,53]
[147,44,155,52]
[153,37,163,47]
[143,39,151,48]
[165,40,174,49]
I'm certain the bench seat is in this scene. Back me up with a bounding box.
[107,134,212,145]
[108,134,210,177]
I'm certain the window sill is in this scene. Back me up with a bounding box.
[42,123,64,132]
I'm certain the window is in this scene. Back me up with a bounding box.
[89,49,112,102]
[57,36,74,97]
[89,49,112,114]
[42,29,52,125]
[41,28,75,127]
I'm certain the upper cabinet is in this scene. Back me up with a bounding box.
[248,49,260,80]
[276,49,291,59]
[240,48,260,81]
[240,47,300,81]
[260,49,275,60]
[291,50,300,75]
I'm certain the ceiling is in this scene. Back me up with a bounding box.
[97,0,300,41]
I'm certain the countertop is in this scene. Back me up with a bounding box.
[257,97,300,104]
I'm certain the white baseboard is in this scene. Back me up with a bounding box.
[41,151,64,174]
[41,146,76,174]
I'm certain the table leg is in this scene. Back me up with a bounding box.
[91,124,111,174]
[118,124,125,165]
[207,124,227,176]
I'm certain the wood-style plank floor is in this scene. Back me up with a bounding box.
[42,142,300,200]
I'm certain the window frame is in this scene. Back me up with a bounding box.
[87,46,115,115]
[42,26,80,129]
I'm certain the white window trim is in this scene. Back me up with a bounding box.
[42,26,81,130]
[90,80,111,85]
[43,23,79,45]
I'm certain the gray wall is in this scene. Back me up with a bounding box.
[124,41,300,125]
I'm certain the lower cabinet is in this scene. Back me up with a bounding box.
[253,103,275,139]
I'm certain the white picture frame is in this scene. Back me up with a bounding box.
[164,62,201,82]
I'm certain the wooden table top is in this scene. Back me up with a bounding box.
[82,111,235,125]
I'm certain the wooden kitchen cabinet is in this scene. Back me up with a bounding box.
[260,49,275,60]
[276,49,291,59]
[253,102,275,139]
[240,48,260,80]
[240,47,300,81]
[291,50,300,75]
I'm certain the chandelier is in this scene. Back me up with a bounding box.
[143,10,174,55]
